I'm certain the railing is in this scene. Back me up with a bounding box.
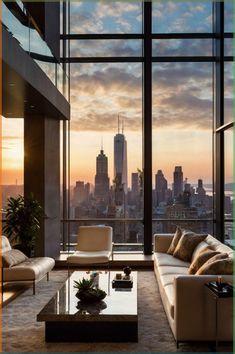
[2,1,68,100]
[60,218,215,253]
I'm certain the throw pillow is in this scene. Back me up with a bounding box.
[196,253,229,275]
[167,226,183,255]
[188,248,220,274]
[173,231,207,262]
[196,256,232,275]
[2,249,28,268]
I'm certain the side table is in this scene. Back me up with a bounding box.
[204,282,233,351]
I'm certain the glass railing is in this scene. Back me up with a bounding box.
[60,219,144,253]
[2,1,68,100]
[60,218,216,254]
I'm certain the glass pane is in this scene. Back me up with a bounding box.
[224,63,233,125]
[2,117,24,217]
[153,220,213,235]
[2,2,29,52]
[225,222,233,248]
[152,39,212,57]
[224,0,233,33]
[70,1,142,34]
[70,40,142,57]
[152,63,213,234]
[224,129,233,219]
[152,1,212,33]
[224,129,233,247]
[66,62,143,251]
[61,221,144,253]
[224,38,233,57]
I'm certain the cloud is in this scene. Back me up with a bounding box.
[70,62,213,133]
[70,39,142,57]
[70,1,142,34]
[152,38,212,57]
[96,2,141,19]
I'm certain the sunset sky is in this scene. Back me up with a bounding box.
[2,0,233,187]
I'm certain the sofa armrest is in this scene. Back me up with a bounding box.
[174,274,233,340]
[154,234,174,253]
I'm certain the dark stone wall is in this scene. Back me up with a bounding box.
[24,115,61,257]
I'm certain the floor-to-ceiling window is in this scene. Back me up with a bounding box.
[2,118,24,216]
[61,0,234,254]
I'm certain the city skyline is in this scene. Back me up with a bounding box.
[2,3,233,186]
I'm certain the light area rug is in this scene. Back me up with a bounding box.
[3,270,231,353]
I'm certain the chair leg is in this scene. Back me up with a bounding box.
[33,280,36,295]
[47,272,49,281]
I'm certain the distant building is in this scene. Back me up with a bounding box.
[73,181,86,205]
[94,149,110,203]
[173,166,183,199]
[131,173,139,193]
[197,179,206,197]
[114,119,128,193]
[155,170,167,206]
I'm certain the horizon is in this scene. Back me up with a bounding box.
[2,1,233,187]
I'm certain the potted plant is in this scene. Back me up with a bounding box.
[3,193,44,257]
[74,278,106,302]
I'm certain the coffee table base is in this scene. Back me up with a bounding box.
[45,321,138,342]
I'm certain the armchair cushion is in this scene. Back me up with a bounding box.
[67,250,111,265]
[2,249,28,268]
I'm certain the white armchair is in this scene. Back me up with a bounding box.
[67,226,113,267]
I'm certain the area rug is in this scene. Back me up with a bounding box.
[2,270,231,353]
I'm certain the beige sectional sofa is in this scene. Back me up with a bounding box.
[154,233,233,346]
[2,236,55,294]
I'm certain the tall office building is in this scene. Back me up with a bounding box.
[114,119,128,193]
[94,149,110,202]
[131,173,139,193]
[173,166,183,199]
[197,179,206,196]
[73,181,85,204]
[155,170,168,206]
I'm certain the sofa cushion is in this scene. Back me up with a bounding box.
[188,249,220,274]
[196,253,231,275]
[191,241,210,262]
[67,250,111,265]
[3,257,55,281]
[159,268,189,287]
[2,249,28,268]
[158,265,190,276]
[167,227,182,255]
[206,235,234,258]
[173,231,207,262]
[163,284,175,319]
[154,252,190,268]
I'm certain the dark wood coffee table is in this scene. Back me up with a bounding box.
[37,271,138,342]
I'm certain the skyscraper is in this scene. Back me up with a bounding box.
[155,170,168,206]
[173,166,183,199]
[73,181,85,204]
[114,118,128,193]
[131,173,139,193]
[94,149,110,202]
